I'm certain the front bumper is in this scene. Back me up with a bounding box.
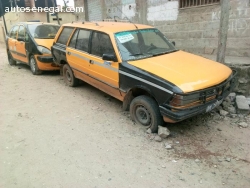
[160,70,237,122]
[35,55,60,71]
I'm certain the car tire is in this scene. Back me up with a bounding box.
[7,51,16,66]
[130,95,163,133]
[30,55,42,75]
[63,64,79,87]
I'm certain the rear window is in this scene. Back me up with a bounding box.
[57,27,74,45]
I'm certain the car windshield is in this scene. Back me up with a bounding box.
[115,28,177,61]
[28,24,60,39]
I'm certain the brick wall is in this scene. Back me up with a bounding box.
[77,0,250,57]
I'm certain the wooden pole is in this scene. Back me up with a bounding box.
[51,0,60,25]
[45,0,50,22]
[0,0,8,35]
[216,0,230,64]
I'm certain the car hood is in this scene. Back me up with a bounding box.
[34,38,54,50]
[128,51,232,93]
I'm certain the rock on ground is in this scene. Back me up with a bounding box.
[158,126,170,138]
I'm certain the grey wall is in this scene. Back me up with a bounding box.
[75,0,250,57]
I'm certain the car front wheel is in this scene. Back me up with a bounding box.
[63,64,79,87]
[30,55,42,75]
[130,95,163,133]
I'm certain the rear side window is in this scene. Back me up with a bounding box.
[91,32,115,57]
[69,29,91,53]
[75,29,91,52]
[9,26,19,39]
[57,27,74,45]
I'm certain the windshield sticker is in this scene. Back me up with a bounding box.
[116,33,134,43]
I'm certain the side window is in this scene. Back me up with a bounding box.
[68,30,79,48]
[75,29,91,52]
[18,26,25,40]
[9,26,19,39]
[57,27,74,45]
[91,32,115,57]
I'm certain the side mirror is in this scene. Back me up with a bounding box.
[17,37,25,42]
[172,41,175,46]
[102,54,117,62]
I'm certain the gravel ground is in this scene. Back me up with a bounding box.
[0,43,249,188]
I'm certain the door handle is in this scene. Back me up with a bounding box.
[67,51,71,55]
[89,60,94,64]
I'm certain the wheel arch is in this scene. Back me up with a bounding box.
[60,60,68,65]
[122,86,158,111]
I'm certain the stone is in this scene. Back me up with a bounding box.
[195,159,200,163]
[154,135,162,142]
[230,114,237,118]
[238,122,248,128]
[220,109,229,116]
[165,143,172,149]
[158,126,170,138]
[236,95,250,114]
[225,158,231,162]
[228,93,236,102]
[213,113,221,121]
[146,128,152,134]
[218,158,223,162]
[227,106,237,114]
[222,101,231,109]
[246,98,250,106]
[238,78,248,84]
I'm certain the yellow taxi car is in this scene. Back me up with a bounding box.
[52,21,236,132]
[6,22,60,75]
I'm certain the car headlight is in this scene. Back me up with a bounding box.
[37,46,51,54]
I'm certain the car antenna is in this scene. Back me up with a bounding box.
[109,0,138,29]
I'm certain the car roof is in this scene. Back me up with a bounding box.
[62,21,154,34]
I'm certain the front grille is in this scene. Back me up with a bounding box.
[169,70,237,111]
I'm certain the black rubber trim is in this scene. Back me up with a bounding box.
[37,56,54,63]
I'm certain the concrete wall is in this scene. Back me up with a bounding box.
[74,0,86,21]
[80,0,250,57]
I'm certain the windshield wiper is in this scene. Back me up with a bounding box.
[152,50,178,57]
[129,53,144,56]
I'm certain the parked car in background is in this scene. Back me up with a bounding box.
[6,22,60,75]
[52,21,236,132]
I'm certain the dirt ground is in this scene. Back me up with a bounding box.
[0,43,249,188]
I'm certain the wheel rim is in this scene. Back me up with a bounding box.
[30,58,36,72]
[135,105,151,126]
[66,70,72,82]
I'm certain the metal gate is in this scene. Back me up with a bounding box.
[87,0,103,21]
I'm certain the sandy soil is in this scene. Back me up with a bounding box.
[0,43,249,188]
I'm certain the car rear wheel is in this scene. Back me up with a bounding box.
[63,64,79,87]
[30,55,42,75]
[130,95,163,133]
[7,51,16,66]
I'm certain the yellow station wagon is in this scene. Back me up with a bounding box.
[52,21,236,132]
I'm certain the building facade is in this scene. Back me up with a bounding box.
[74,0,250,58]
